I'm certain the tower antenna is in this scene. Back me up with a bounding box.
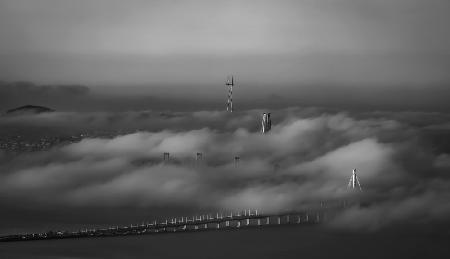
[226,75,235,112]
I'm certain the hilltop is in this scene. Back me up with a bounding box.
[6,105,54,115]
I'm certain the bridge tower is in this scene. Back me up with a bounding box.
[348,168,362,191]
[234,156,240,167]
[226,75,235,112]
[196,152,203,166]
[163,152,170,163]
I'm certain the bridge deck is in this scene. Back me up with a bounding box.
[0,209,336,242]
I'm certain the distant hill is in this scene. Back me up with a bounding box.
[6,105,54,115]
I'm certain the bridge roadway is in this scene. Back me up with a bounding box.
[126,210,322,233]
[0,210,328,242]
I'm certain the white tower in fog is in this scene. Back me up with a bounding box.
[226,75,235,112]
[348,168,362,191]
[261,112,272,133]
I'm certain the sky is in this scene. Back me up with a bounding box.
[0,0,449,111]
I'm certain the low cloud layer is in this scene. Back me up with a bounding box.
[3,80,450,113]
[0,108,449,234]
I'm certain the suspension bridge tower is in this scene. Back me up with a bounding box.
[348,168,362,191]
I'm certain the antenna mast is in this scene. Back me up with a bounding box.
[226,75,235,112]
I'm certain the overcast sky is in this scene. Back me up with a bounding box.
[0,0,449,106]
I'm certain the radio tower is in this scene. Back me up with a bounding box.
[226,75,235,112]
[348,168,362,191]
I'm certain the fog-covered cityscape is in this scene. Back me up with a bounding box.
[1,0,450,258]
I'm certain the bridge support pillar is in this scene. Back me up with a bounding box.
[257,219,261,226]
[226,221,230,227]
[277,216,281,225]
[286,215,290,223]
[237,221,241,228]
[297,216,301,224]
[266,217,270,225]
[246,218,250,226]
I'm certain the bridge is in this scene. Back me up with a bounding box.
[1,166,360,242]
[0,209,332,242]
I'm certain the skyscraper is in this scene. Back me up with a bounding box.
[261,113,272,133]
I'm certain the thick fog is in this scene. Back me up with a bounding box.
[1,107,449,233]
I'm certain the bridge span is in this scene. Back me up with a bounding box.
[0,209,333,242]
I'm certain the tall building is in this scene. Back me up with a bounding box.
[261,112,272,133]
